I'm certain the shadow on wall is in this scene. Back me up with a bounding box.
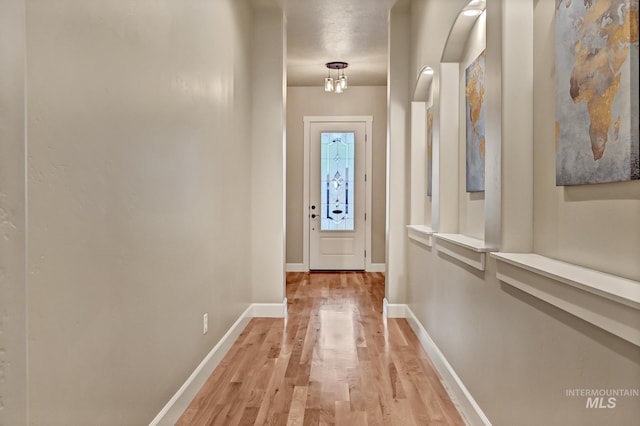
[563,179,640,202]
[436,250,485,280]
[500,282,640,364]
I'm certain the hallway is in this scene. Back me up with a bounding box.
[177,272,465,425]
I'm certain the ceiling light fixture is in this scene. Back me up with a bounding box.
[324,62,349,93]
[462,8,483,16]
[462,0,485,17]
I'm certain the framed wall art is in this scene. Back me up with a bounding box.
[556,0,639,185]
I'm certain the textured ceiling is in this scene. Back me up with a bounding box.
[284,0,397,87]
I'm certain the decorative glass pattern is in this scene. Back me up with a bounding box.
[320,132,355,231]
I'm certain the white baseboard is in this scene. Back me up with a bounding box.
[150,299,288,426]
[251,298,288,319]
[367,263,386,273]
[382,300,491,426]
[286,263,307,272]
[287,263,385,273]
[383,297,407,318]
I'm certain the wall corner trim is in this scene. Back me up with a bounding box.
[367,263,386,273]
[382,298,407,318]
[286,263,307,272]
[381,300,492,426]
[251,299,288,318]
[149,299,288,425]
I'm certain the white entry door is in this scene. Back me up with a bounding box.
[309,121,366,270]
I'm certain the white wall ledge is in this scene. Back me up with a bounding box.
[407,225,434,247]
[492,252,640,347]
[434,233,490,271]
[492,253,640,309]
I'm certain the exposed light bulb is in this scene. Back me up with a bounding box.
[325,77,334,92]
[339,74,348,90]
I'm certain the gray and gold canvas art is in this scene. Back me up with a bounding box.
[465,50,486,193]
[556,0,639,185]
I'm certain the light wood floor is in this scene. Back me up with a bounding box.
[177,272,465,425]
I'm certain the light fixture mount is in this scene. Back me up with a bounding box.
[326,61,348,70]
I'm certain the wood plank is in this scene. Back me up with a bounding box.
[286,386,308,426]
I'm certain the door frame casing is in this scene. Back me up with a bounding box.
[303,115,374,271]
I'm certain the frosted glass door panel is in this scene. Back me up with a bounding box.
[320,132,355,231]
[309,120,365,270]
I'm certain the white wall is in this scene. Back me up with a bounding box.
[0,1,27,424]
[410,0,470,228]
[24,0,270,423]
[251,8,286,303]
[286,86,387,265]
[404,0,640,424]
[386,3,411,302]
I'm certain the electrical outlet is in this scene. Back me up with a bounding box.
[203,313,208,334]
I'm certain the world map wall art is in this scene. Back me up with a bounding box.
[556,0,639,186]
[427,108,434,196]
[465,50,486,193]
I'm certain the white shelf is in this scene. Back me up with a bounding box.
[492,253,640,309]
[407,225,434,247]
[492,252,640,347]
[435,233,487,252]
[434,233,490,271]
